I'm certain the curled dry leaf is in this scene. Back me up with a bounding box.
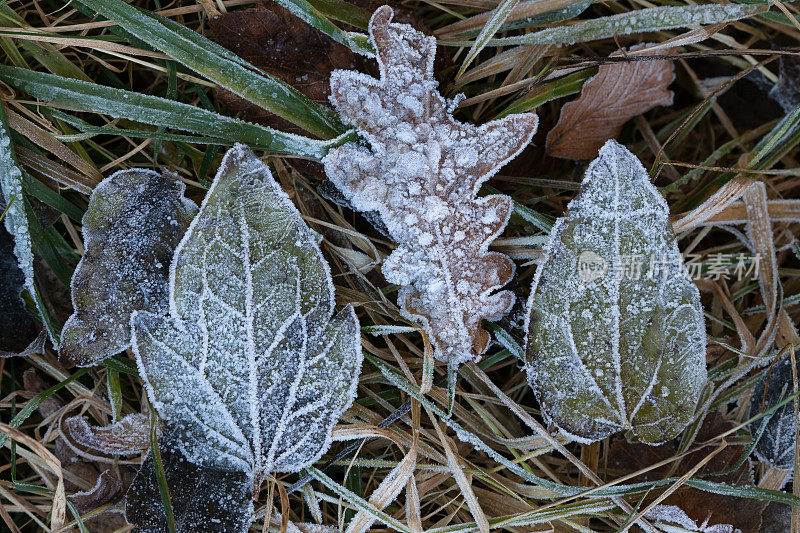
[66,413,152,456]
[323,7,538,364]
[749,355,798,470]
[68,469,123,514]
[546,44,675,160]
[60,169,197,367]
[125,430,252,533]
[525,140,707,444]
[132,144,362,484]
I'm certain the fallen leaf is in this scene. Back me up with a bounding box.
[208,4,369,134]
[131,144,362,484]
[59,169,197,367]
[324,7,538,365]
[125,429,252,533]
[749,355,798,470]
[546,44,675,159]
[525,140,707,444]
[645,504,737,532]
[609,411,765,533]
[68,469,123,514]
[66,413,152,456]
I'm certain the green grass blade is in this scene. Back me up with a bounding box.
[273,0,374,55]
[443,4,766,47]
[456,0,522,80]
[74,0,346,138]
[0,65,351,160]
[0,104,60,347]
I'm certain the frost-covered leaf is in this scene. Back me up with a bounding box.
[66,413,152,456]
[645,504,736,533]
[769,55,800,114]
[0,105,58,347]
[125,431,252,533]
[524,140,707,444]
[749,356,798,471]
[68,469,123,514]
[546,44,675,160]
[0,219,41,356]
[132,144,362,482]
[60,170,197,367]
[323,7,538,365]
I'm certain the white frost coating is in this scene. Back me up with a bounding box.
[0,111,58,347]
[749,356,798,471]
[131,144,362,483]
[324,7,538,365]
[645,504,737,533]
[524,140,707,445]
[492,3,764,46]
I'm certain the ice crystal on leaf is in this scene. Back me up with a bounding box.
[749,356,797,471]
[524,140,707,444]
[131,144,362,485]
[66,413,151,456]
[323,7,538,365]
[60,170,197,367]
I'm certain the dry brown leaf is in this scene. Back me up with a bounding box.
[546,45,675,159]
[609,411,766,533]
[65,413,151,456]
[67,469,123,514]
[323,7,538,364]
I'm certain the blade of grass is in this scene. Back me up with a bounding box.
[442,4,766,47]
[456,0,522,80]
[74,0,346,138]
[273,0,374,55]
[0,65,355,160]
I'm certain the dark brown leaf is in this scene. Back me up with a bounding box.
[609,411,765,532]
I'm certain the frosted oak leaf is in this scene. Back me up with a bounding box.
[131,144,362,486]
[524,140,707,444]
[323,6,538,365]
[60,169,197,366]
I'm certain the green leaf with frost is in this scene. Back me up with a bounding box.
[60,170,197,367]
[131,145,362,492]
[524,140,707,444]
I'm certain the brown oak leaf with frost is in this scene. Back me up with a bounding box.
[323,7,538,365]
[546,45,675,159]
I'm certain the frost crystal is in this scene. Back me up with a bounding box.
[323,7,538,364]
[60,170,197,367]
[524,140,707,444]
[66,413,151,456]
[132,144,362,483]
[749,356,798,471]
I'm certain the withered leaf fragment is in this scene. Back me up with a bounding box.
[60,170,197,366]
[132,144,362,484]
[125,430,252,533]
[324,7,538,365]
[66,413,151,456]
[749,356,798,471]
[769,55,800,113]
[525,140,707,444]
[546,45,675,160]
